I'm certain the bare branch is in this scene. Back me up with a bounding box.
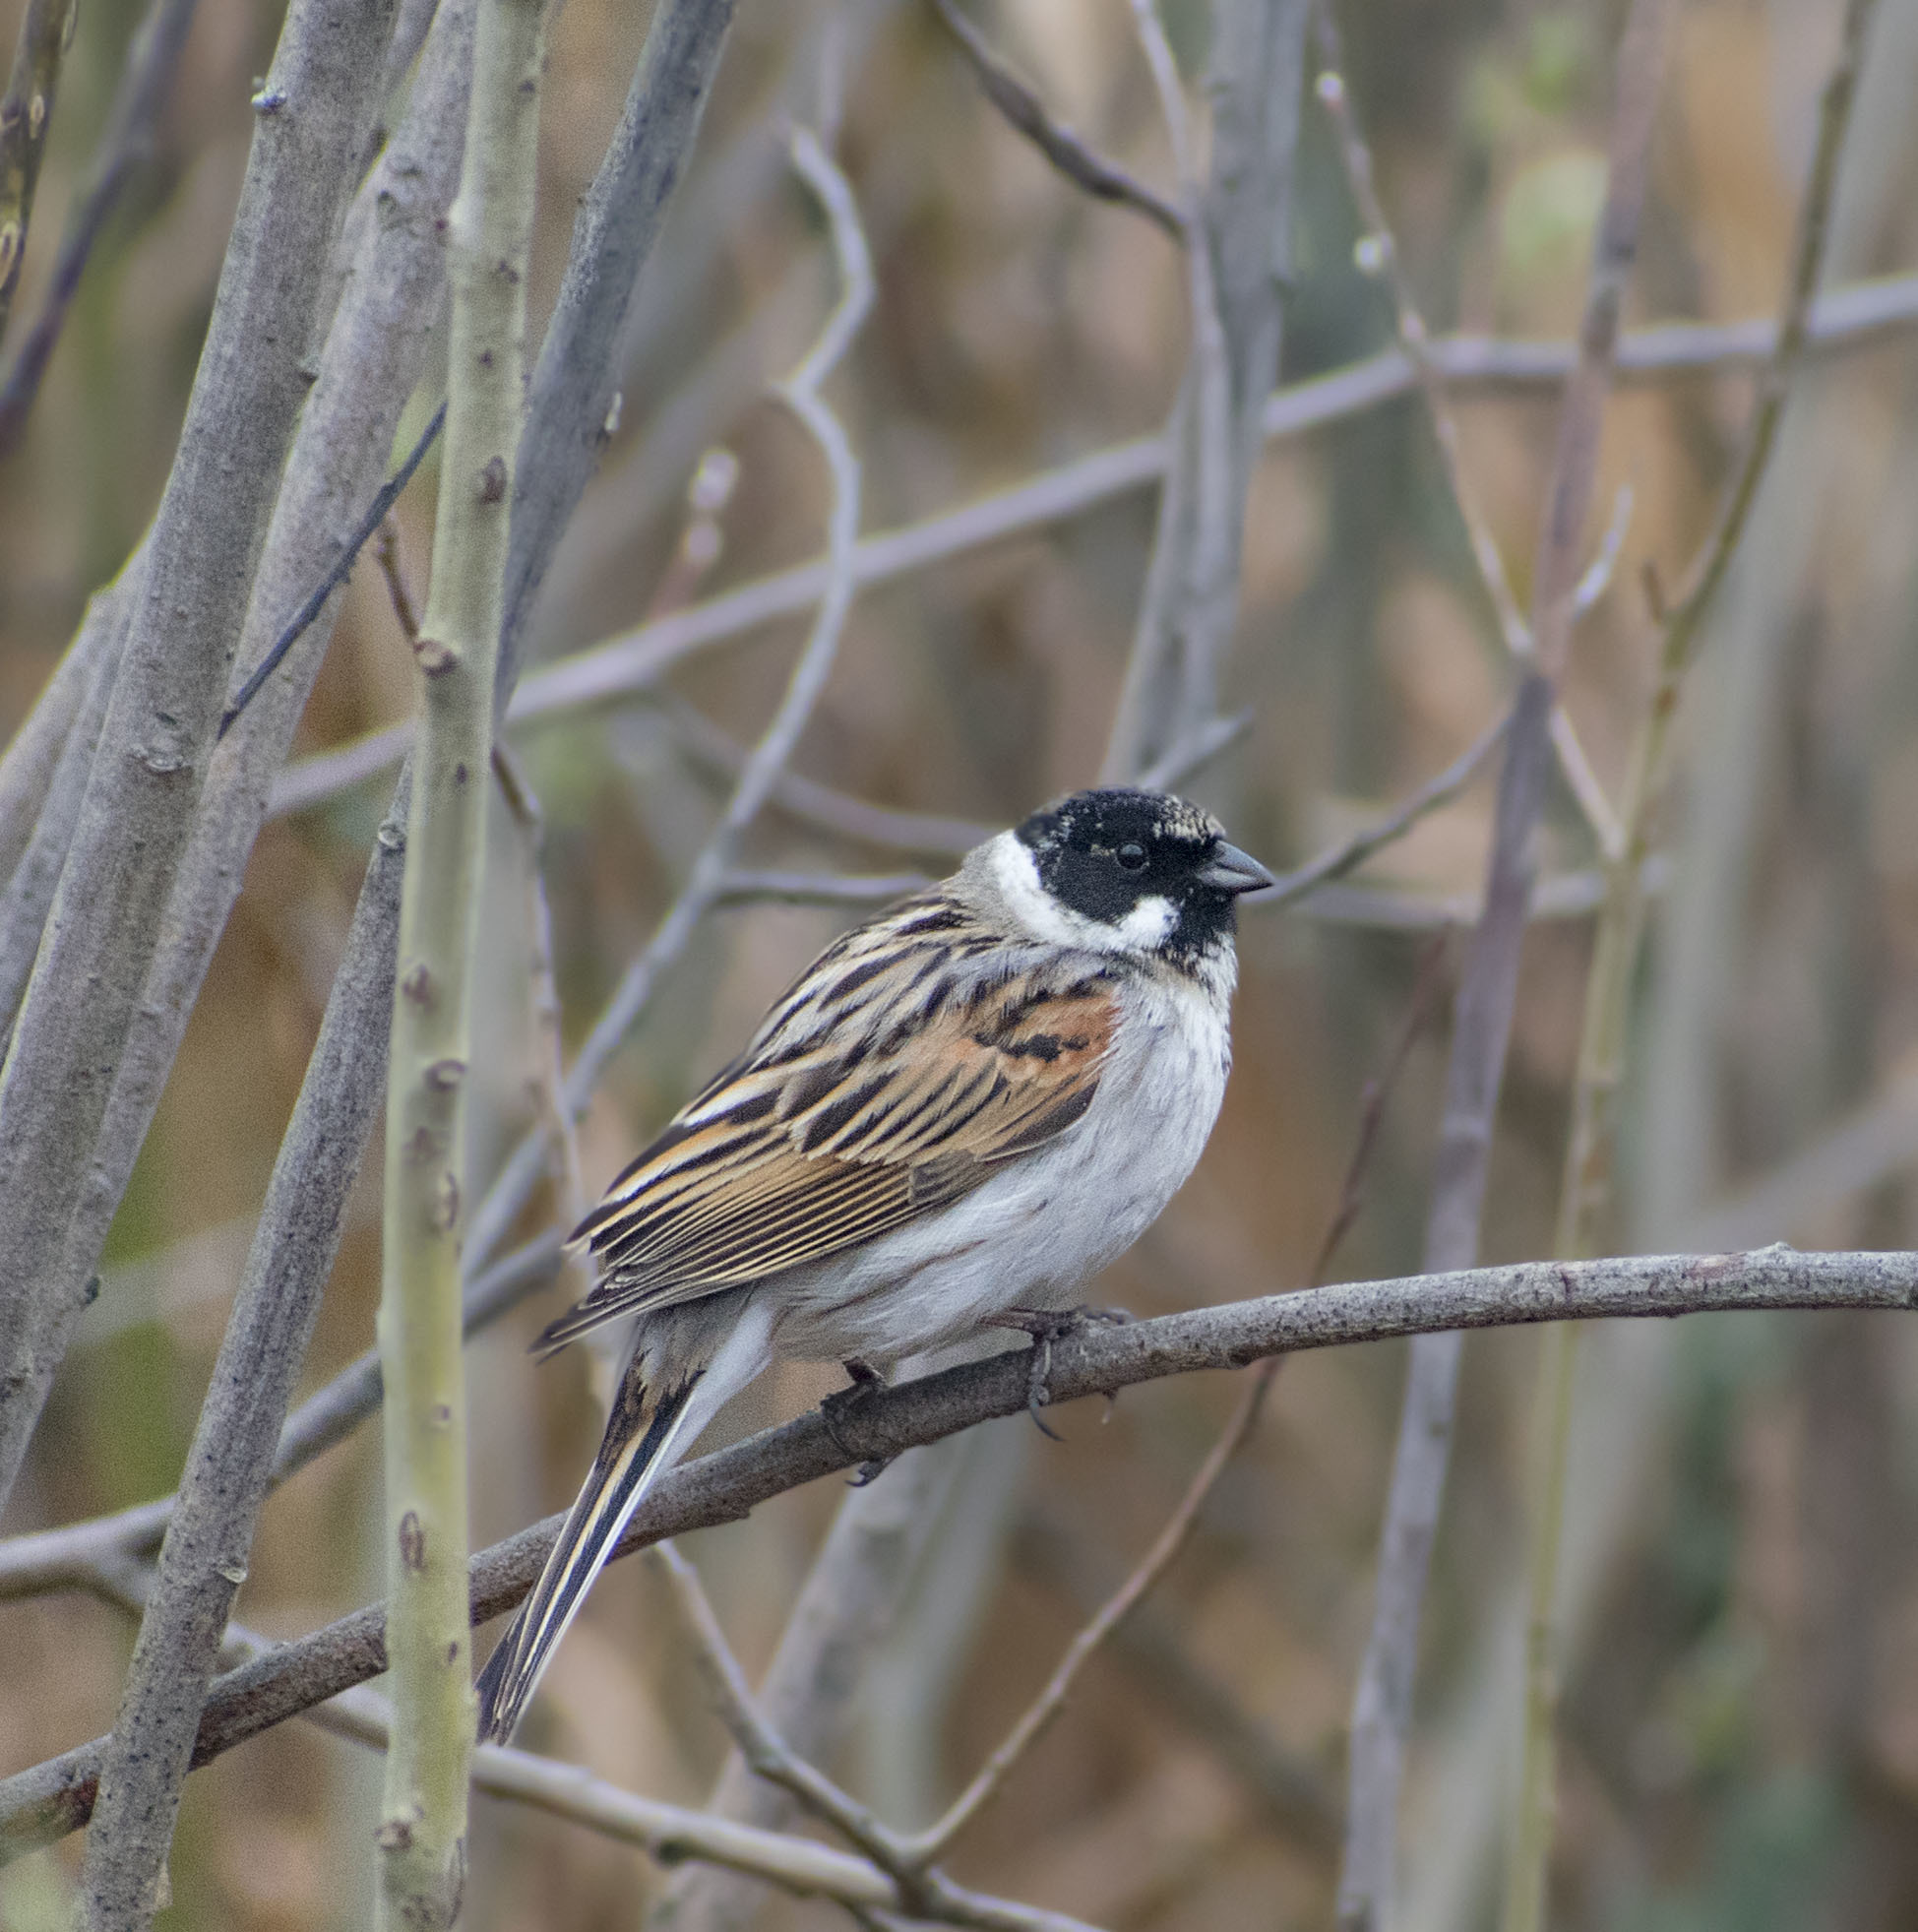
[4,1244,1912,1860]
[0,582,127,1034]
[1508,9,1880,1927]
[1311,5,1619,855]
[930,0,1184,240]
[1262,709,1509,912]
[264,270,1918,824]
[53,8,479,1915]
[1337,6,1671,1924]
[0,0,199,453]
[648,1436,968,1932]
[0,0,398,1520]
[312,1673,1098,1932]
[1102,0,1308,780]
[369,0,550,1912]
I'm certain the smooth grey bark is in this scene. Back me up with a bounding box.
[3,1243,1912,1860]
[0,580,119,893]
[74,0,479,1913]
[0,583,129,1035]
[0,0,399,1513]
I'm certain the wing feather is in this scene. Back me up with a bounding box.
[539,893,1116,1352]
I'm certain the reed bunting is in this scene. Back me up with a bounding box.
[476,786,1272,1743]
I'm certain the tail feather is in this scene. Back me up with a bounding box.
[476,1368,701,1745]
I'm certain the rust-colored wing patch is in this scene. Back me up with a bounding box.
[538,896,1115,1352]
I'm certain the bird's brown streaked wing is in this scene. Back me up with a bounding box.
[538,929,1116,1352]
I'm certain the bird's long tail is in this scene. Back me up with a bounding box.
[476,1362,700,1746]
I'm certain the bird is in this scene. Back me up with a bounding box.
[475,785,1273,1744]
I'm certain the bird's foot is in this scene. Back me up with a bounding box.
[982,1305,1131,1440]
[821,1358,892,1485]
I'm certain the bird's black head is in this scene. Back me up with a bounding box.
[1012,787,1273,964]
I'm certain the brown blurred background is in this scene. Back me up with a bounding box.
[7,1,1918,1926]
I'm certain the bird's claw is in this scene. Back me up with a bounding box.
[983,1305,1130,1440]
[821,1360,894,1484]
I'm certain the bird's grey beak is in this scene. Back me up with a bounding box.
[1196,841,1276,896]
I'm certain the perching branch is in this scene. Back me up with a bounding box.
[1336,5,1670,1926]
[3,1245,1913,1861]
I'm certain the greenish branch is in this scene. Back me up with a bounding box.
[373,0,547,1921]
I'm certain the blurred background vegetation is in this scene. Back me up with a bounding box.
[5,0,1918,1927]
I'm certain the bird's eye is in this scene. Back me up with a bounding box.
[1115,841,1148,871]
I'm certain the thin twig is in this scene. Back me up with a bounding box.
[1011,1504,1340,1856]
[650,1545,925,1885]
[0,0,198,454]
[1336,5,1671,1925]
[652,1546,1113,1932]
[10,1244,1906,1865]
[1311,4,1620,855]
[650,688,993,854]
[493,743,594,1298]
[264,269,1918,824]
[646,1426,972,1932]
[218,402,447,738]
[930,0,1184,239]
[715,869,936,906]
[1505,8,1879,1929]
[1262,709,1510,912]
[312,1674,1101,1932]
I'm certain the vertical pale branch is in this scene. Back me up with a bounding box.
[374,0,545,1921]
[0,0,77,344]
[1503,7,1877,1929]
[1335,5,1670,1927]
[1101,0,1309,780]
